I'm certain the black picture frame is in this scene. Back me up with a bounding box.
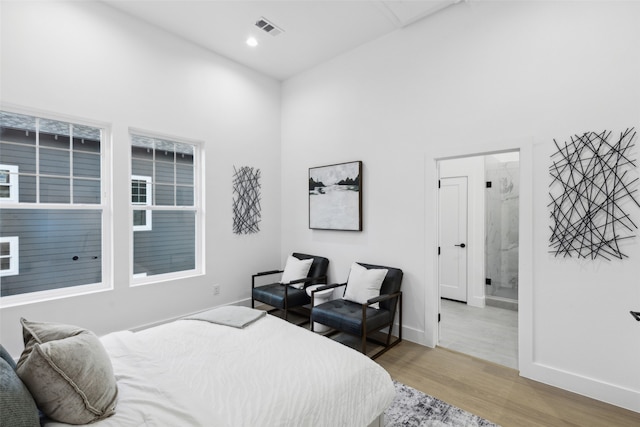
[309,160,362,231]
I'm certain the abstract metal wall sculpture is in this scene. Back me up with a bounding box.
[232,166,262,235]
[549,128,638,260]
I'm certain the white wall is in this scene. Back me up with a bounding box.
[0,1,282,356]
[281,0,640,412]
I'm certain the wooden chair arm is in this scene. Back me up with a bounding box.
[311,282,344,307]
[252,269,283,278]
[365,291,402,306]
[253,274,328,290]
[285,275,327,287]
[251,270,283,289]
[313,282,345,292]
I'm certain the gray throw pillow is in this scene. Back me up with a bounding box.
[16,318,118,425]
[0,344,40,427]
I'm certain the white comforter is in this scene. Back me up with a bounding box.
[45,312,396,427]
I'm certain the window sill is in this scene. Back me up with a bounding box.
[0,282,112,309]
[130,269,204,288]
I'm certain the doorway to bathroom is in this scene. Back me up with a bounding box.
[437,151,519,369]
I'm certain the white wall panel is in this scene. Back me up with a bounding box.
[281,0,640,412]
[1,1,282,356]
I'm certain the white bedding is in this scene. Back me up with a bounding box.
[45,312,396,427]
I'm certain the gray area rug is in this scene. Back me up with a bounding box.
[384,381,500,427]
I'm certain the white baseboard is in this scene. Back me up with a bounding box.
[521,361,640,413]
[235,298,253,308]
[400,324,428,346]
[467,295,485,308]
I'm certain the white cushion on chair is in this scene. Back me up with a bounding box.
[343,263,388,309]
[280,255,313,289]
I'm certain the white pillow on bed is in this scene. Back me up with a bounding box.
[343,263,388,309]
[280,255,313,289]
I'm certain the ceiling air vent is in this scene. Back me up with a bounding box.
[255,17,284,37]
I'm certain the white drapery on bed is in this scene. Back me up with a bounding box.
[45,311,395,427]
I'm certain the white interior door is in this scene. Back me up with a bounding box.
[439,177,468,302]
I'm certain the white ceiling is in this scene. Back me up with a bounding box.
[102,0,459,81]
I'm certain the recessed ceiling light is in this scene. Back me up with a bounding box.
[246,36,258,47]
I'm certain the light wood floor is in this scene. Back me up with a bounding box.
[439,298,518,369]
[376,341,640,427]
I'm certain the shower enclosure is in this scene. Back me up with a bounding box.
[485,152,519,311]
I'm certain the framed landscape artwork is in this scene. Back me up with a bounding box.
[309,160,362,231]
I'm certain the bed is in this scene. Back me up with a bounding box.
[5,306,396,427]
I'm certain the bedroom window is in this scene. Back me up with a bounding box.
[0,236,19,277]
[0,110,110,305]
[132,175,152,231]
[130,131,202,282]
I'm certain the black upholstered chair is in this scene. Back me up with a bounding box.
[310,263,403,359]
[251,253,329,322]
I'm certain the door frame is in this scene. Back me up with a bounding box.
[426,140,533,376]
[437,157,488,309]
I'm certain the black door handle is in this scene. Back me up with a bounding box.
[455,243,466,248]
[631,311,640,321]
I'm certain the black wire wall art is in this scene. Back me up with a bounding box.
[548,128,639,260]
[232,166,262,235]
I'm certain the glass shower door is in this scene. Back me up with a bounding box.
[485,152,519,310]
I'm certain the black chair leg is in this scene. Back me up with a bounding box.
[371,294,402,360]
[361,304,367,355]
